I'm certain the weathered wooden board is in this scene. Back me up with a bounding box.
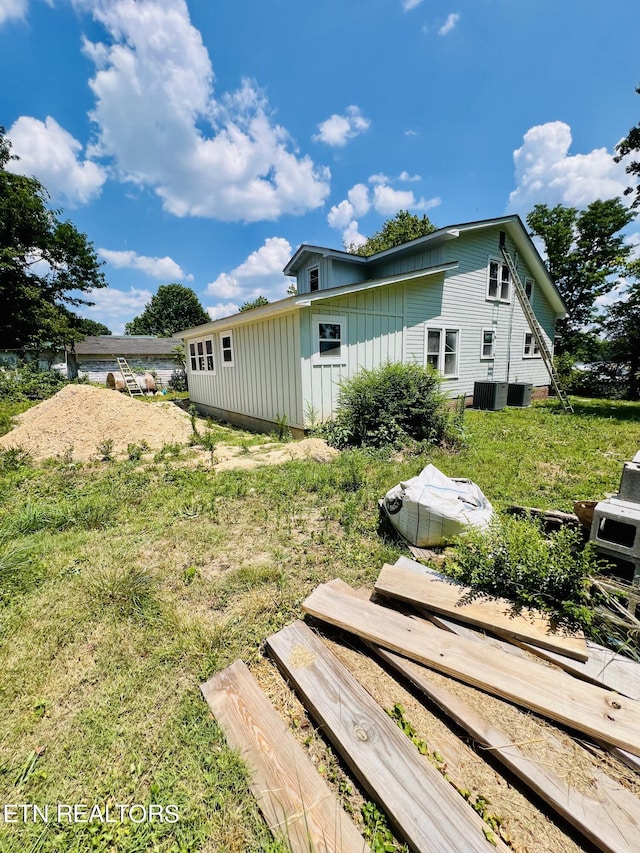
[371,646,640,853]
[376,561,588,660]
[267,621,505,853]
[514,639,640,701]
[302,582,640,757]
[420,602,640,774]
[200,660,369,853]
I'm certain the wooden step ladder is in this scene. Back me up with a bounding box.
[116,357,143,397]
[500,246,574,413]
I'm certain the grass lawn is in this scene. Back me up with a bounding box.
[0,396,639,852]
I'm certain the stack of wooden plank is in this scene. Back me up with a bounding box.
[201,557,640,853]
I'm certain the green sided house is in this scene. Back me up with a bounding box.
[177,215,566,435]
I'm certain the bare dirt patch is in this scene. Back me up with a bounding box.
[213,437,339,471]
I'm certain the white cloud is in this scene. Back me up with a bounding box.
[207,302,240,321]
[404,129,418,137]
[438,13,460,36]
[98,249,193,281]
[206,237,292,308]
[6,116,106,206]
[327,177,440,247]
[347,183,371,216]
[368,173,389,185]
[372,185,419,215]
[314,105,371,147]
[372,184,440,216]
[76,0,329,221]
[77,286,154,335]
[402,0,423,10]
[342,220,366,249]
[508,121,630,212]
[398,170,421,183]
[327,199,355,230]
[0,0,27,25]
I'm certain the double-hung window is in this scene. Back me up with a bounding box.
[311,315,347,365]
[523,332,540,358]
[189,336,215,372]
[524,278,534,303]
[480,328,496,359]
[426,327,459,377]
[220,331,234,367]
[487,259,511,302]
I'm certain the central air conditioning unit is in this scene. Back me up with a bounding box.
[473,381,508,411]
[507,382,533,407]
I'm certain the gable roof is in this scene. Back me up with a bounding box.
[72,336,178,357]
[284,215,566,316]
[177,214,566,340]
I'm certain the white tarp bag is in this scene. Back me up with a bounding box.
[382,463,493,546]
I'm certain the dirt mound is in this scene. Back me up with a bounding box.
[0,384,193,462]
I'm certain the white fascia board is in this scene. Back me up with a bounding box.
[176,297,298,340]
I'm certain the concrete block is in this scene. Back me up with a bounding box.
[620,462,640,504]
[633,450,640,464]
[590,500,640,559]
[591,544,640,586]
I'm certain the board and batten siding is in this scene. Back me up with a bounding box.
[186,311,303,430]
[296,253,367,295]
[369,244,446,279]
[300,284,404,422]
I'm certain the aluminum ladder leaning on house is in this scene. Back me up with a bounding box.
[500,246,574,413]
[116,357,144,397]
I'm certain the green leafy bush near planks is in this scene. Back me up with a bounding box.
[445,515,612,634]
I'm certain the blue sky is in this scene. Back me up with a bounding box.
[2,0,639,332]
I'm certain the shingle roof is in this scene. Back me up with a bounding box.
[72,336,179,356]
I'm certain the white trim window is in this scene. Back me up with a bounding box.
[425,327,459,378]
[188,336,215,373]
[220,331,235,367]
[309,266,319,292]
[523,332,540,358]
[524,277,534,303]
[487,258,511,302]
[480,328,496,359]
[311,315,347,365]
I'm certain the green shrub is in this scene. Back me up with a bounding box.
[322,361,452,449]
[168,367,188,392]
[445,516,606,631]
[0,361,69,402]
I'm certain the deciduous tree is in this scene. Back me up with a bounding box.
[0,127,106,351]
[614,85,640,209]
[601,260,640,399]
[349,210,437,256]
[239,295,270,312]
[526,199,633,354]
[125,283,210,336]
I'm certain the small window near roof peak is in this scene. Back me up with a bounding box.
[309,267,319,292]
